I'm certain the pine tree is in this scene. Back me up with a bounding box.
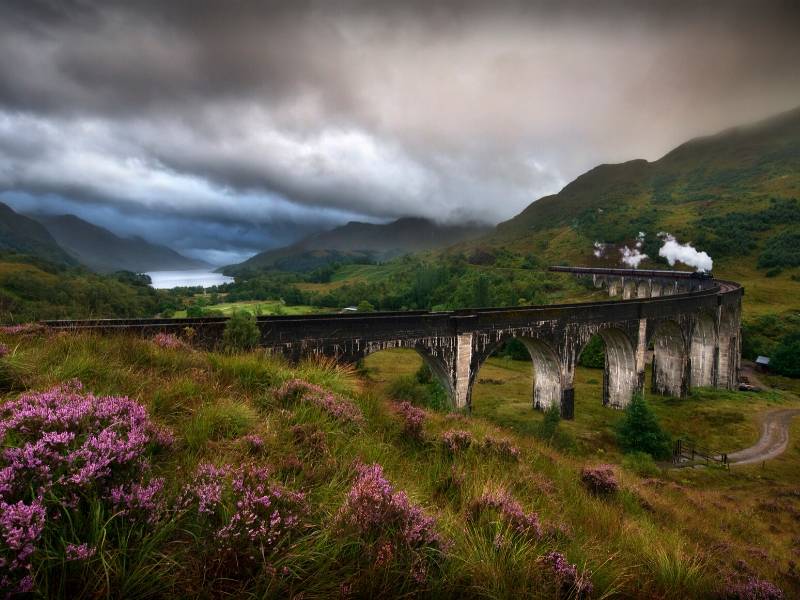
[616,393,672,459]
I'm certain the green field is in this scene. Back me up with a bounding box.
[174,299,326,317]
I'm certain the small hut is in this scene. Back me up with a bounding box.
[755,356,771,373]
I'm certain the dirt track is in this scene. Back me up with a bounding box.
[727,409,800,465]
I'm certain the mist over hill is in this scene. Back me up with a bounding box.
[225,217,489,274]
[32,214,208,274]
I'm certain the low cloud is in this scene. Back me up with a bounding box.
[0,2,799,259]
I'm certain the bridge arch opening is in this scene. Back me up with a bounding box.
[636,281,649,298]
[471,335,561,418]
[690,312,717,388]
[578,328,638,409]
[650,321,688,397]
[359,346,454,410]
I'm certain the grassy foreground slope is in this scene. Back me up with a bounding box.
[1,329,797,598]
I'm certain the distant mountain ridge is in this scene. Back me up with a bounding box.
[32,213,207,273]
[226,217,490,273]
[0,202,78,267]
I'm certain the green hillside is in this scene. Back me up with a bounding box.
[473,106,800,315]
[226,217,489,275]
[0,202,78,267]
[34,213,207,273]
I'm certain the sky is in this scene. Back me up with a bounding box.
[1,0,799,265]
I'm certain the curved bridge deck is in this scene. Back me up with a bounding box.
[44,268,743,419]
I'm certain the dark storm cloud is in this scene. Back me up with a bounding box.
[0,0,799,262]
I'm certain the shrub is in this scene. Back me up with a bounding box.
[275,378,363,425]
[537,551,593,599]
[441,429,474,453]
[621,451,661,477]
[538,404,561,440]
[580,464,619,496]
[616,393,672,459]
[770,333,800,378]
[389,371,450,411]
[241,434,265,454]
[152,332,186,349]
[222,310,261,351]
[758,231,800,270]
[578,335,605,369]
[396,401,426,440]
[482,436,520,461]
[721,576,784,600]
[180,463,307,575]
[468,488,541,537]
[0,381,171,594]
[337,463,445,583]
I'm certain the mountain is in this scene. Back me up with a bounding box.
[0,202,78,267]
[33,214,208,273]
[226,217,489,273]
[464,105,800,276]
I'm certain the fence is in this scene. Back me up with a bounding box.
[673,439,729,469]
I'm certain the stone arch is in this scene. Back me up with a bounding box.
[650,282,662,297]
[577,327,638,409]
[622,280,636,299]
[360,341,456,409]
[650,320,689,397]
[518,337,562,411]
[472,334,562,413]
[636,280,650,298]
[690,312,717,388]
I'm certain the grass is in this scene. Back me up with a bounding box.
[2,330,799,597]
[173,299,324,318]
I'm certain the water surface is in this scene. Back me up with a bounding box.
[146,270,234,289]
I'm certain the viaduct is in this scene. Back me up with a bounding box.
[45,267,743,420]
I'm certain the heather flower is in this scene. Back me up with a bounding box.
[469,488,542,537]
[722,576,784,600]
[152,332,185,349]
[0,381,170,593]
[0,323,43,336]
[109,478,165,521]
[441,429,473,453]
[0,343,8,359]
[181,463,307,573]
[482,436,520,461]
[396,401,425,440]
[538,551,593,599]
[337,462,445,580]
[580,464,618,496]
[242,434,265,453]
[275,379,363,425]
[291,424,328,456]
[0,498,46,594]
[64,543,96,561]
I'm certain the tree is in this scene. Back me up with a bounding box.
[578,336,605,369]
[222,310,261,351]
[771,333,800,378]
[616,393,672,459]
[357,300,375,313]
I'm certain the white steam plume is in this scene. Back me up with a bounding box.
[657,232,713,272]
[593,241,606,258]
[620,245,648,268]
